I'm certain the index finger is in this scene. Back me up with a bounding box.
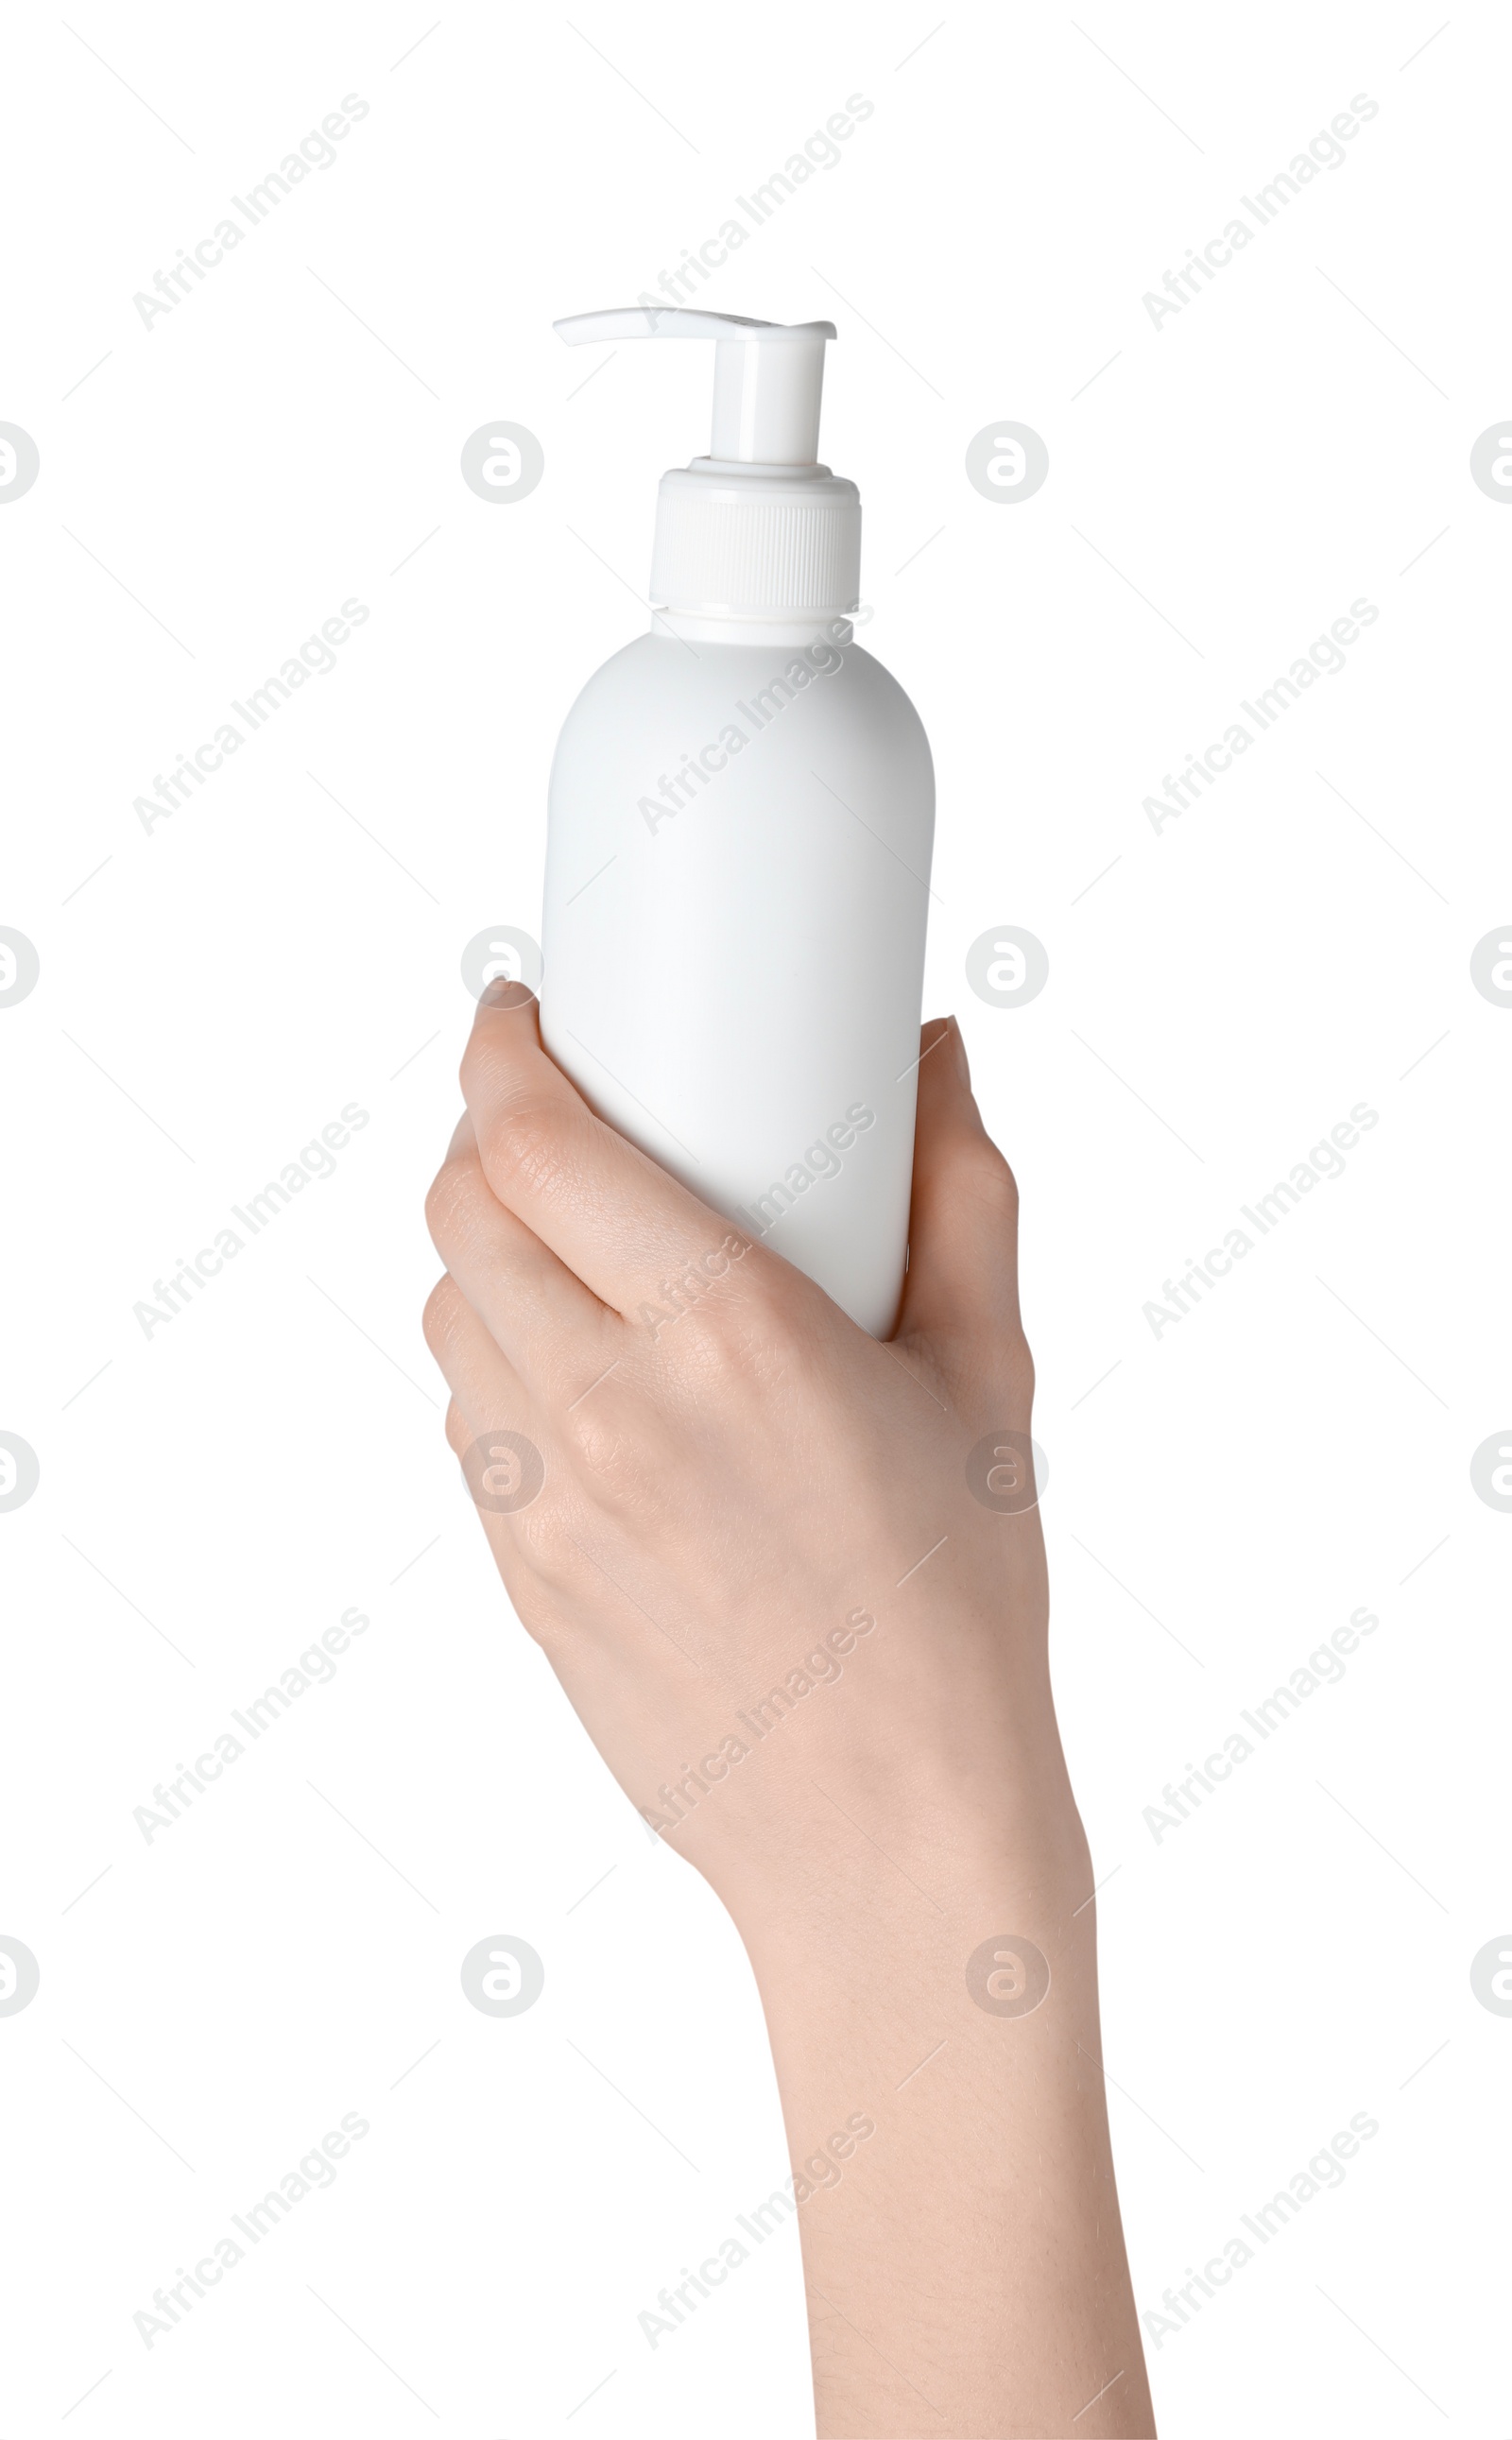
[458,981,754,1319]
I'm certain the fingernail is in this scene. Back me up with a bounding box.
[479,977,536,1009]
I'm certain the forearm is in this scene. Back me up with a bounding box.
[744,1810,1154,2438]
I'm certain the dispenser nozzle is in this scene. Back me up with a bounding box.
[554,307,836,467]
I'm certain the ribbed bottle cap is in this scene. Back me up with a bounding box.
[651,463,861,621]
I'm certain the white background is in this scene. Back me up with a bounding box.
[2,1,1507,2431]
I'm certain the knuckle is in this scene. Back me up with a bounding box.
[741,1289,811,1380]
[456,1029,501,1110]
[458,1032,558,1171]
[421,1272,465,1358]
[1007,1332,1036,1403]
[424,1155,483,1255]
[978,1329,1035,1423]
[480,1096,563,1202]
[564,1410,634,1487]
[692,1261,815,1389]
[969,1139,1021,1221]
[638,1249,743,1350]
[507,1493,577,1587]
[563,1397,660,1500]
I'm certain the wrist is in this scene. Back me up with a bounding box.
[736,1787,1094,2044]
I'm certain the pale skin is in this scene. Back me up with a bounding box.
[423,980,1155,2439]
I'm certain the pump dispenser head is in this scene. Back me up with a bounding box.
[555,307,835,464]
[555,307,862,641]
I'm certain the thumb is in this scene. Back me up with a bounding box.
[893,1018,1030,1371]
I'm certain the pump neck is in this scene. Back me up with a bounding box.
[554,307,862,629]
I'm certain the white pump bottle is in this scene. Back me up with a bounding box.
[541,308,935,1338]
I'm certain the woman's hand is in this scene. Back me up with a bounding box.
[423,981,1076,1926]
[422,979,1153,2439]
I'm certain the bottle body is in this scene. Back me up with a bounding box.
[541,628,935,1338]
